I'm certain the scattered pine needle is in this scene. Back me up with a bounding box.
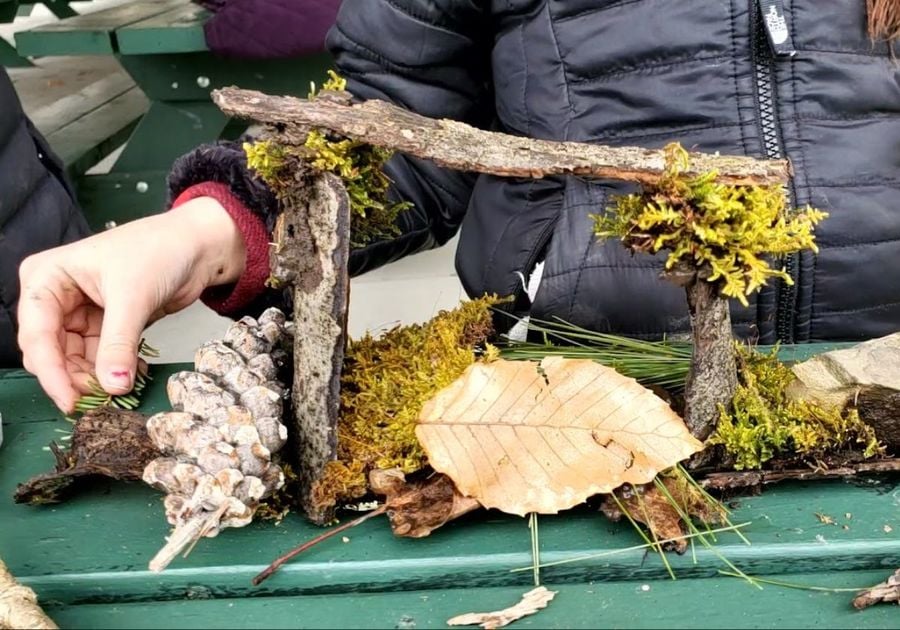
[529,513,541,587]
[717,570,872,593]
[509,523,752,572]
[499,316,692,390]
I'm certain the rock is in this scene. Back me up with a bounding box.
[788,333,900,450]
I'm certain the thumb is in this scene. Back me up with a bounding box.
[96,295,151,395]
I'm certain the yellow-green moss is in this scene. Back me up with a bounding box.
[594,143,827,306]
[310,296,500,512]
[709,346,883,469]
[243,71,411,247]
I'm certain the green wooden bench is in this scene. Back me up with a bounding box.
[23,62,149,183]
[1,0,91,66]
[13,0,332,231]
[1,0,30,66]
[0,346,898,629]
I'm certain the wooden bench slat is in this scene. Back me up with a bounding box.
[116,3,209,55]
[14,0,183,55]
[1,363,899,608]
[45,85,148,175]
[28,70,135,137]
[41,571,900,629]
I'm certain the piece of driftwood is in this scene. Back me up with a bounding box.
[211,87,789,187]
[788,332,900,450]
[14,409,158,505]
[698,458,900,490]
[268,172,351,524]
[0,559,57,630]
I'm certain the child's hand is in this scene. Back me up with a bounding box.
[17,197,246,413]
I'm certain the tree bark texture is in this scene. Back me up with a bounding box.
[698,458,900,490]
[212,88,790,187]
[269,172,351,524]
[14,409,157,505]
[683,280,738,440]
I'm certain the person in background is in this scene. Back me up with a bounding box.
[16,1,900,414]
[0,66,90,368]
[193,0,340,59]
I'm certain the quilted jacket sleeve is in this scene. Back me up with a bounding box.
[327,0,493,275]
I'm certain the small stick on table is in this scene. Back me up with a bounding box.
[252,505,387,586]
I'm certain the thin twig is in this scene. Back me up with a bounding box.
[252,505,387,586]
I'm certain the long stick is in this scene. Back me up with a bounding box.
[212,88,790,187]
[0,559,57,630]
[252,505,387,586]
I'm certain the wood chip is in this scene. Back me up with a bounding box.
[447,586,557,629]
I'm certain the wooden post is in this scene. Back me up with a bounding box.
[268,172,351,524]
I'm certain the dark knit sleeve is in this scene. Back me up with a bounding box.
[167,140,281,232]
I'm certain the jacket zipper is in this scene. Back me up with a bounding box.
[751,0,796,343]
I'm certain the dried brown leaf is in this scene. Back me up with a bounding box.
[600,477,725,553]
[853,568,900,609]
[417,358,702,515]
[447,586,557,629]
[369,469,480,538]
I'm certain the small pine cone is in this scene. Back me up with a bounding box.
[259,463,286,498]
[236,443,270,477]
[221,366,266,396]
[223,319,271,360]
[167,372,237,419]
[254,416,288,453]
[216,497,255,532]
[258,307,286,329]
[240,385,282,420]
[146,412,196,450]
[246,354,277,381]
[219,422,264,448]
[196,443,241,474]
[195,342,246,379]
[234,476,268,504]
[143,458,204,496]
[144,307,291,572]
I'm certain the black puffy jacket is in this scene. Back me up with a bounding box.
[0,68,90,367]
[323,0,900,343]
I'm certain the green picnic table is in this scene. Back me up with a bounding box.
[12,0,331,230]
[0,345,898,629]
[1,0,88,66]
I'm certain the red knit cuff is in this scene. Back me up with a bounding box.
[171,182,270,315]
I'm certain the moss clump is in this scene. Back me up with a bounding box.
[709,346,883,469]
[310,296,499,513]
[243,71,411,248]
[593,143,827,306]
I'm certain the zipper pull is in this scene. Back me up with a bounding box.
[759,0,797,57]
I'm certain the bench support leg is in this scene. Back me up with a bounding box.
[42,1,77,19]
[0,37,31,67]
[111,101,228,173]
